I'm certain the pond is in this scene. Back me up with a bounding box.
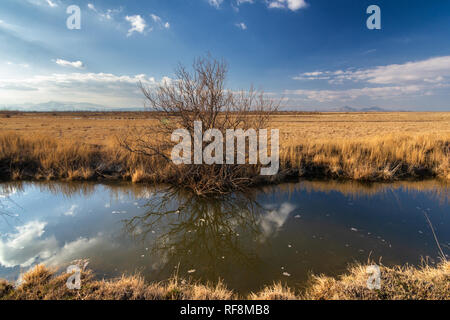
[0,180,448,294]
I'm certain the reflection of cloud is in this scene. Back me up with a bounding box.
[42,237,102,267]
[0,221,58,268]
[64,204,78,216]
[259,203,295,240]
[0,221,103,269]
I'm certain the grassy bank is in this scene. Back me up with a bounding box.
[1,261,448,300]
[0,132,448,183]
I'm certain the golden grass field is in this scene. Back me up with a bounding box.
[0,111,449,182]
[0,113,449,300]
[1,111,449,143]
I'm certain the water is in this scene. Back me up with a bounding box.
[0,180,448,294]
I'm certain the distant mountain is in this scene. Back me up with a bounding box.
[0,101,143,112]
[332,106,389,112]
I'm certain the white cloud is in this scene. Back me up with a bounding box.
[268,0,308,11]
[295,56,450,85]
[150,14,162,24]
[27,0,59,7]
[88,4,122,21]
[237,0,254,4]
[150,14,170,29]
[235,22,247,30]
[208,0,224,9]
[4,61,30,68]
[45,0,57,7]
[55,59,84,69]
[0,72,171,108]
[290,56,450,103]
[352,56,450,85]
[125,15,146,36]
[285,85,424,103]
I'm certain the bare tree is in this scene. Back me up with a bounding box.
[120,55,279,195]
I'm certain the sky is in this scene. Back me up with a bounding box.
[0,0,450,111]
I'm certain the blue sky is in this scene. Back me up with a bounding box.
[1,0,450,110]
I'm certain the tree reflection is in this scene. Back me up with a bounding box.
[122,187,266,280]
[0,185,21,224]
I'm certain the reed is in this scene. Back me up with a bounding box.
[0,130,448,184]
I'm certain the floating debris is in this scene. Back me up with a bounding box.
[187,269,196,274]
[282,272,291,277]
[351,228,358,232]
[288,244,292,248]
[141,255,145,258]
[294,215,301,218]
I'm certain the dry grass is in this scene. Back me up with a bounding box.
[1,261,448,300]
[0,112,449,183]
[281,133,449,180]
[249,283,298,300]
[303,260,450,300]
[0,264,234,300]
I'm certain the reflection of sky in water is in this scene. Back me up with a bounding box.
[0,181,448,294]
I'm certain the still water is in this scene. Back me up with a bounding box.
[0,180,448,293]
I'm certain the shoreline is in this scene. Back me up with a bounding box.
[1,134,448,185]
[1,261,448,300]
